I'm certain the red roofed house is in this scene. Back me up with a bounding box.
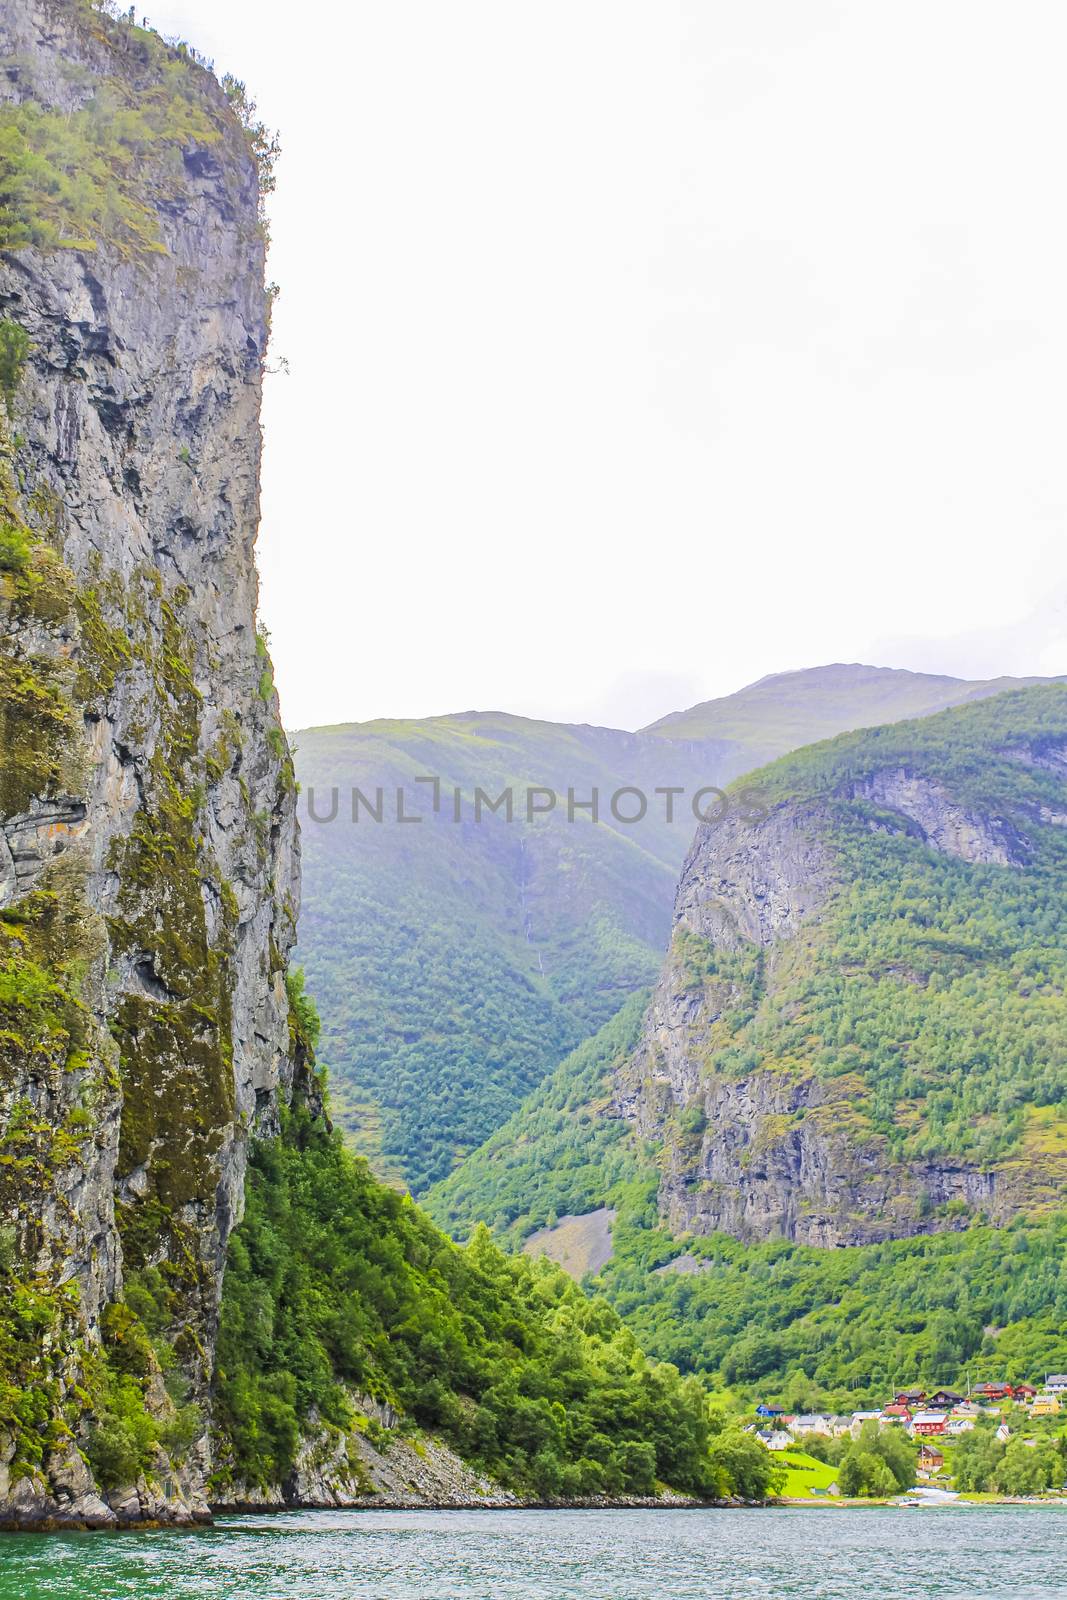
[911,1411,947,1436]
[971,1382,1012,1402]
[882,1402,913,1422]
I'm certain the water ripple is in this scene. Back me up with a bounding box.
[0,1505,1062,1600]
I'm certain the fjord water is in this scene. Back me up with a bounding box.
[0,1507,1061,1600]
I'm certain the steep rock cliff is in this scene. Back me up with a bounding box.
[0,0,300,1524]
[615,689,1067,1247]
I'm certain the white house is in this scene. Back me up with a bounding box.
[1045,1374,1067,1395]
[789,1414,833,1438]
[946,1416,975,1435]
[849,1411,883,1435]
[757,1429,793,1452]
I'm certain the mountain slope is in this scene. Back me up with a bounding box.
[293,712,749,1189]
[425,686,1067,1400]
[212,1087,769,1508]
[294,669,1057,1191]
[624,683,1067,1246]
[645,663,1059,758]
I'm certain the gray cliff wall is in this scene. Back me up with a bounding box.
[0,0,301,1525]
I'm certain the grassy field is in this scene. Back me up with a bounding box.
[775,1451,841,1498]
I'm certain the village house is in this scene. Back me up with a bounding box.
[788,1413,834,1438]
[1045,1374,1067,1395]
[1030,1394,1061,1418]
[893,1389,926,1408]
[756,1429,793,1452]
[910,1411,948,1437]
[995,1424,1011,1442]
[849,1411,883,1435]
[1012,1384,1037,1402]
[916,1444,944,1478]
[946,1416,975,1435]
[926,1389,965,1410]
[882,1401,913,1422]
[971,1382,1013,1403]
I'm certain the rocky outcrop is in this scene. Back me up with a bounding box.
[615,801,836,1129]
[669,800,837,952]
[212,1397,519,1513]
[653,1070,1011,1248]
[0,0,300,1525]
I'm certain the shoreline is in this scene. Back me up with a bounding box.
[0,1491,774,1533]
[4,1494,1065,1534]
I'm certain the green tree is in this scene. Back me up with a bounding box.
[0,320,29,416]
[953,1426,1004,1492]
[708,1427,784,1500]
[993,1438,1056,1496]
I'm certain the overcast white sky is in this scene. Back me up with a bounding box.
[146,1,1067,731]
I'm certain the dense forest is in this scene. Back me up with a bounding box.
[212,1103,777,1502]
[426,993,650,1240]
[427,1000,1067,1404]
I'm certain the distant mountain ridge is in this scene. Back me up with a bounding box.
[645,663,1060,756]
[293,666,1062,1192]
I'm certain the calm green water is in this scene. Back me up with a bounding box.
[0,1506,1061,1599]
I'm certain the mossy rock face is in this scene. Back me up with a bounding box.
[0,651,78,818]
[0,420,83,819]
[114,993,234,1216]
[0,376,237,1479]
[0,3,266,262]
[100,567,240,1312]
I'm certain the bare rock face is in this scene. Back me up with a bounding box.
[653,1069,1009,1248]
[0,0,300,1525]
[616,802,836,1127]
[672,800,837,950]
[848,769,1030,866]
[616,735,1064,1248]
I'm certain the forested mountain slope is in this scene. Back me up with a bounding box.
[292,714,740,1188]
[624,684,1067,1246]
[213,1075,775,1509]
[427,687,1067,1402]
[294,669,1053,1191]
